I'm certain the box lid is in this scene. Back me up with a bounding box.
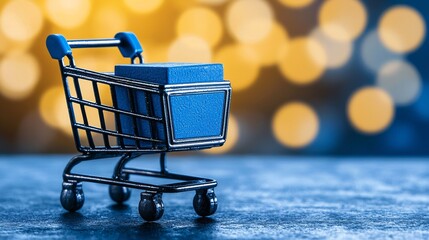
[115,63,224,84]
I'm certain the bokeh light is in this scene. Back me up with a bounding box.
[204,115,239,154]
[168,35,212,62]
[250,22,289,67]
[214,44,259,91]
[226,0,274,44]
[144,43,169,63]
[92,6,128,37]
[272,102,319,149]
[45,0,91,29]
[123,0,164,14]
[376,60,421,106]
[278,0,314,9]
[197,0,227,5]
[76,53,122,73]
[277,37,326,85]
[176,7,223,48]
[319,0,367,42]
[0,30,33,54]
[347,87,394,134]
[39,86,71,135]
[310,27,352,68]
[378,6,425,53]
[1,0,43,41]
[0,52,40,100]
[360,30,402,72]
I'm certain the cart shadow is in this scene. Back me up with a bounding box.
[136,222,164,236]
[135,217,217,236]
[58,212,85,225]
[194,217,216,225]
[108,203,131,211]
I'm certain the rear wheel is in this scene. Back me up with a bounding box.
[109,173,131,203]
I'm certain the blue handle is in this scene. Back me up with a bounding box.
[114,32,143,59]
[46,34,72,60]
[46,32,143,60]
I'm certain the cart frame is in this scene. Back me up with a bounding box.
[46,32,231,221]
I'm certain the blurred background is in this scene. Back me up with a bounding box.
[0,0,427,155]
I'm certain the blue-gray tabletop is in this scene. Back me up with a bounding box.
[0,155,428,239]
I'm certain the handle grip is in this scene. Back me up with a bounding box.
[46,32,143,60]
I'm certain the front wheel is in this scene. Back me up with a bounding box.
[193,188,217,217]
[139,192,164,221]
[60,182,84,212]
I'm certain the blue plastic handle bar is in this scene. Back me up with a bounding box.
[46,32,143,60]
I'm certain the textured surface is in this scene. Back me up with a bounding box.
[115,63,223,84]
[0,155,428,239]
[170,92,225,139]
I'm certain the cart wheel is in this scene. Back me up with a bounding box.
[109,173,131,203]
[109,185,131,204]
[139,192,164,221]
[193,188,217,217]
[60,182,84,212]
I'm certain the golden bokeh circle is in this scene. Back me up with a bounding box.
[204,115,239,154]
[310,27,352,68]
[123,0,164,14]
[92,6,128,37]
[226,0,274,44]
[197,0,227,5]
[214,44,260,91]
[176,7,223,47]
[319,0,367,42]
[347,87,394,134]
[1,0,43,41]
[272,102,319,149]
[277,37,327,85]
[45,0,91,29]
[376,60,421,106]
[378,6,425,53]
[0,52,40,100]
[251,22,289,67]
[168,35,212,62]
[278,0,314,9]
[144,43,169,63]
[39,86,71,135]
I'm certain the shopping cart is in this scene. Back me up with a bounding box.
[46,32,231,221]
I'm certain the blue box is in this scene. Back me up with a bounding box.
[114,63,226,149]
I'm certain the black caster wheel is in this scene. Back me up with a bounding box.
[109,173,131,204]
[60,182,84,212]
[193,188,217,217]
[109,185,131,204]
[139,192,164,221]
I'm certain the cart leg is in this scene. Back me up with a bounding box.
[193,188,217,217]
[60,182,85,212]
[139,192,164,221]
[61,154,91,212]
[109,153,134,203]
[160,152,168,174]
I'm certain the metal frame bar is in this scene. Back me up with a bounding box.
[63,153,217,193]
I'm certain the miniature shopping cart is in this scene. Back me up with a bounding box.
[46,32,231,221]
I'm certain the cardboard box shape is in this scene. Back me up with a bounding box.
[114,63,225,148]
